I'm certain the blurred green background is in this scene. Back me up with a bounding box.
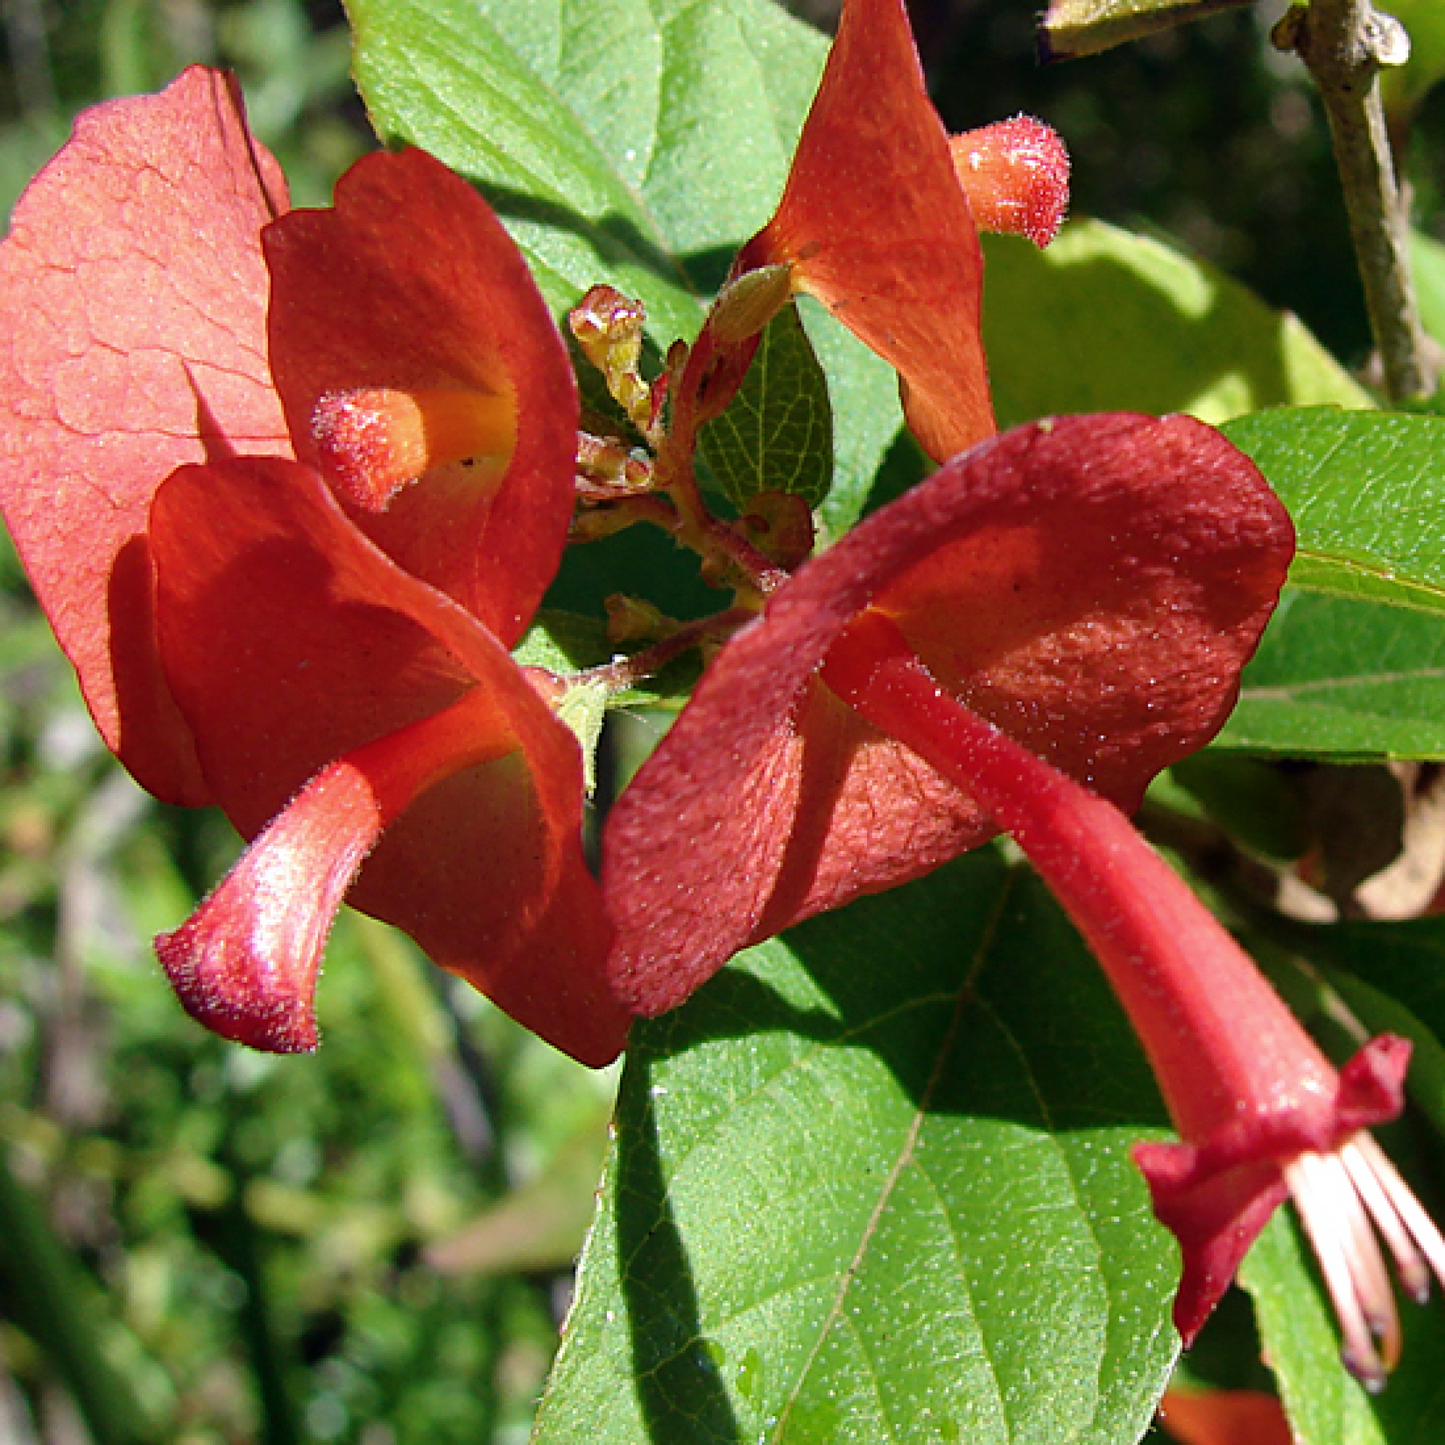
[0,0,1441,1440]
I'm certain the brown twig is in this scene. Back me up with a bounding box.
[575,607,757,694]
[1275,0,1438,402]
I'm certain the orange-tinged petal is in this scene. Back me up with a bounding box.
[264,149,577,646]
[0,67,290,803]
[604,414,1291,1015]
[736,0,994,460]
[1158,1388,1292,1445]
[150,456,626,1065]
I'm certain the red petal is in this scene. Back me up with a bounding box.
[264,149,577,646]
[0,67,289,803]
[737,0,993,460]
[150,456,626,1065]
[604,414,1292,1014]
[1158,1389,1293,1445]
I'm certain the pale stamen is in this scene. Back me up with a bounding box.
[1341,1136,1432,1303]
[1285,1133,1445,1387]
[1285,1150,1392,1389]
[1350,1133,1445,1297]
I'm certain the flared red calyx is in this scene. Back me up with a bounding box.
[604,414,1293,1010]
[0,68,627,1065]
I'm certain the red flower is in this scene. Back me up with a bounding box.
[605,408,1445,1374]
[604,414,1293,1011]
[675,0,1068,466]
[0,69,628,1065]
[604,412,1445,1373]
[599,0,1445,1365]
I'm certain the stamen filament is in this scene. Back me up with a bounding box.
[1352,1133,1445,1296]
[1285,1151,1392,1388]
[1341,1137,1432,1303]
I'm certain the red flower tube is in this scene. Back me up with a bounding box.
[825,610,1445,1384]
[0,70,628,1064]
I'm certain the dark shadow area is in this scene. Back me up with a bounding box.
[616,1067,745,1445]
[544,518,723,624]
[471,182,740,301]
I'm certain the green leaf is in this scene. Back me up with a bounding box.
[1220,589,1445,760]
[349,0,826,345]
[1239,1214,1388,1445]
[513,609,616,675]
[1222,410,1445,617]
[1208,409,1445,759]
[799,298,906,537]
[1410,229,1445,353]
[1382,0,1445,114]
[534,852,1180,1444]
[1241,1207,1445,1445]
[1039,0,1251,59]
[696,300,833,510]
[982,223,1372,428]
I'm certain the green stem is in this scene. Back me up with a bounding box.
[209,1138,302,1445]
[0,1143,154,1444]
[1277,0,1438,400]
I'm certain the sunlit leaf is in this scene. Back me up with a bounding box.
[348,0,823,345]
[1220,590,1445,760]
[1381,0,1445,115]
[1410,229,1445,352]
[983,224,1371,428]
[1210,410,1445,758]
